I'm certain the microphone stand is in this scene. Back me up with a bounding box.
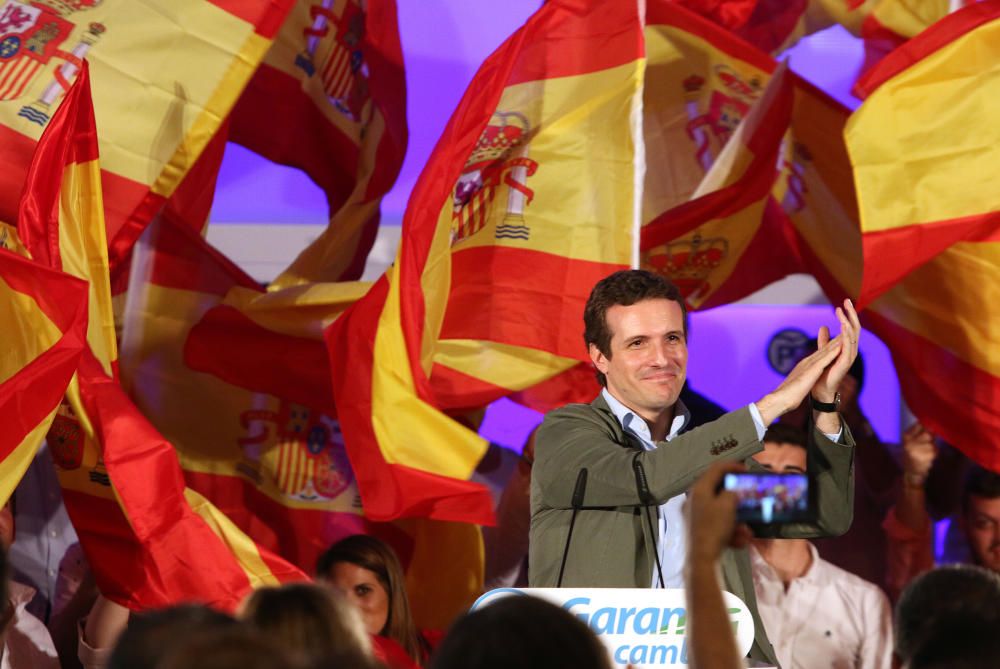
[556,468,588,588]
[633,456,665,588]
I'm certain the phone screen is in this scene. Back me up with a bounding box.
[722,472,812,524]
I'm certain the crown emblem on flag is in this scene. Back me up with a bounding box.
[713,63,761,100]
[643,232,729,300]
[452,110,538,246]
[466,111,530,167]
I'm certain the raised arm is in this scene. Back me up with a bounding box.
[685,461,753,669]
[533,405,762,510]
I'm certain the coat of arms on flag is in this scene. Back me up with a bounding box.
[293,0,367,121]
[452,110,537,246]
[237,400,356,504]
[0,0,104,122]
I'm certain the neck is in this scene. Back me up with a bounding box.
[645,408,674,442]
[753,539,812,587]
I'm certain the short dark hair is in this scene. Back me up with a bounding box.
[156,627,303,669]
[895,565,1000,664]
[908,623,1000,669]
[961,465,1000,516]
[431,595,611,669]
[762,423,807,450]
[108,604,240,669]
[583,270,687,387]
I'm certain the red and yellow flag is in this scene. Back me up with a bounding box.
[0,0,295,273]
[17,61,305,611]
[846,0,1000,306]
[641,62,796,310]
[327,0,645,523]
[642,1,775,216]
[845,1,1000,469]
[231,0,407,286]
[121,213,483,629]
[0,247,87,504]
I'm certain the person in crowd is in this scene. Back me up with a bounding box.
[240,582,372,667]
[782,341,969,593]
[103,603,237,669]
[529,269,859,665]
[893,565,1000,668]
[316,534,434,666]
[750,423,893,668]
[884,433,1000,598]
[430,594,611,669]
[154,626,305,669]
[0,504,60,668]
[483,429,535,590]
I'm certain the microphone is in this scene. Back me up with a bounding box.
[556,468,588,588]
[633,456,665,588]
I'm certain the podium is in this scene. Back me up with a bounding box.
[471,588,758,669]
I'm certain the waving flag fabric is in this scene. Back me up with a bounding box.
[326,0,644,524]
[641,62,794,310]
[16,61,305,611]
[120,213,484,628]
[844,1,1000,470]
[0,249,86,504]
[0,0,295,274]
[231,0,407,286]
[643,1,775,216]
[846,0,1000,306]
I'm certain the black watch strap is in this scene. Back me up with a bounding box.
[811,392,841,413]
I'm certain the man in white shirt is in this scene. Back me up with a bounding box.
[750,423,893,669]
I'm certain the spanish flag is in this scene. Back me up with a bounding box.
[773,74,861,305]
[0,0,295,273]
[231,0,408,286]
[0,248,87,505]
[845,1,1000,469]
[327,0,644,523]
[846,0,1000,306]
[121,213,484,629]
[642,1,775,216]
[17,61,305,611]
[641,62,795,310]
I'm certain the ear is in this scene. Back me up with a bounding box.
[589,343,610,376]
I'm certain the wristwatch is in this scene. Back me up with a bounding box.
[811,392,841,413]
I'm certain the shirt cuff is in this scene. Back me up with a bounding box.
[747,404,843,443]
[747,403,767,440]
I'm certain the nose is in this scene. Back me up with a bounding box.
[650,340,671,366]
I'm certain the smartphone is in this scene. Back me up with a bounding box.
[722,472,814,525]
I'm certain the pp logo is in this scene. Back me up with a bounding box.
[767,328,811,375]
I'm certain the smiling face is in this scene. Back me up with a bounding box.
[328,562,390,636]
[589,298,688,430]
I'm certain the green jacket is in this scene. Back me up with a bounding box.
[528,394,855,666]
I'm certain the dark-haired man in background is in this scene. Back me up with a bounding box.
[529,269,859,665]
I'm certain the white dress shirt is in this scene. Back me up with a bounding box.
[750,543,893,669]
